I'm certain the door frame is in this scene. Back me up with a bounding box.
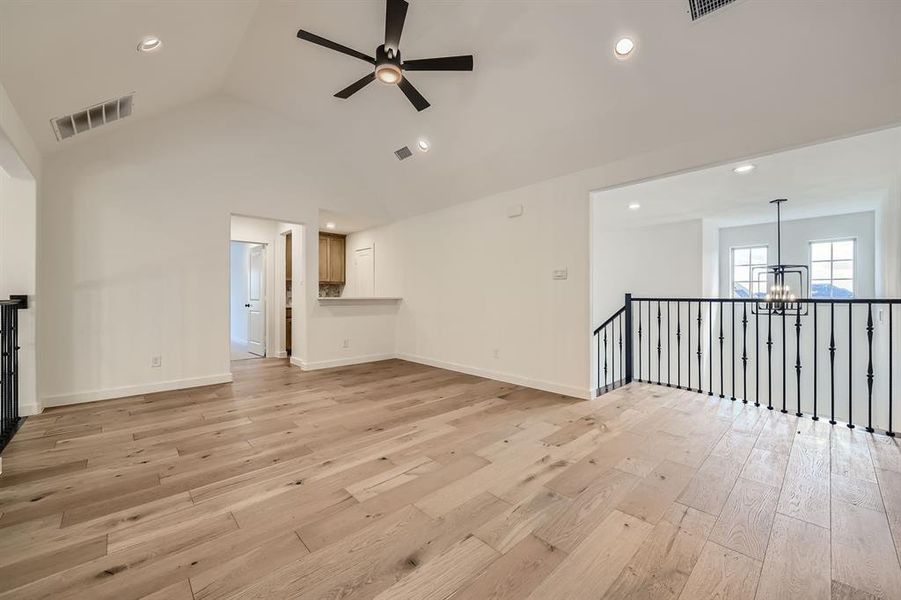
[229,239,269,359]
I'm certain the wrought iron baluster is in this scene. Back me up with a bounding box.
[731,301,736,401]
[637,301,642,382]
[603,327,608,390]
[781,309,787,414]
[755,308,760,407]
[657,302,662,386]
[666,300,673,387]
[619,313,624,384]
[697,302,703,394]
[830,303,836,425]
[866,303,874,433]
[795,308,802,417]
[687,301,691,391]
[649,302,653,384]
[767,310,773,410]
[742,303,748,403]
[719,302,724,399]
[848,302,854,429]
[889,306,895,437]
[709,302,713,396]
[812,304,819,420]
[677,302,682,389]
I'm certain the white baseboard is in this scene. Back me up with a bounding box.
[19,402,43,416]
[291,353,397,371]
[273,350,288,359]
[41,373,234,408]
[395,353,592,400]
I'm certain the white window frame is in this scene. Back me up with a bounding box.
[730,245,769,299]
[809,238,856,299]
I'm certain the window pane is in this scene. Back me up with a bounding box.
[811,242,831,261]
[833,240,854,260]
[733,266,749,282]
[753,281,767,298]
[810,280,830,298]
[833,260,853,279]
[750,247,767,265]
[733,282,750,298]
[832,280,854,298]
[733,248,750,266]
[811,261,831,279]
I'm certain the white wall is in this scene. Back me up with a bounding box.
[344,227,402,298]
[0,166,37,414]
[38,97,397,406]
[718,211,876,298]
[0,82,40,416]
[374,180,589,399]
[589,217,705,391]
[33,85,901,406]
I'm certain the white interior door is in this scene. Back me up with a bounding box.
[354,247,374,296]
[247,244,266,356]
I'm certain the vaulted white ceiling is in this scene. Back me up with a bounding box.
[3,0,901,220]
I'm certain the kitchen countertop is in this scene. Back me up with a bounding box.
[317,296,402,302]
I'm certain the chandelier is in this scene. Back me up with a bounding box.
[752,198,809,316]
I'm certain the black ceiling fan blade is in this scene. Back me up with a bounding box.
[384,0,408,53]
[397,77,430,112]
[402,55,473,71]
[296,29,375,64]
[334,72,377,99]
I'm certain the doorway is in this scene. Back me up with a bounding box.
[230,241,266,360]
[230,214,304,366]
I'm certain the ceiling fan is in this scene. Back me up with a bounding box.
[296,0,473,112]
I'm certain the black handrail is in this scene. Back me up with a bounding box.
[593,306,625,335]
[1,296,27,453]
[594,293,899,436]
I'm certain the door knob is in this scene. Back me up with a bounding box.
[244,303,251,308]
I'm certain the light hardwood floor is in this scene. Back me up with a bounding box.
[1,358,901,599]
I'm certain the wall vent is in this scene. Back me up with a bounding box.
[687,0,737,20]
[50,93,134,141]
[394,146,413,161]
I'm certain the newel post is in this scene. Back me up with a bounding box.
[624,293,633,384]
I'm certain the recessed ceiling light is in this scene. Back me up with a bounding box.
[417,139,430,152]
[325,222,336,230]
[614,37,635,59]
[137,36,162,53]
[628,202,641,210]
[733,164,756,174]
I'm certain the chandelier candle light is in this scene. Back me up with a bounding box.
[752,198,809,316]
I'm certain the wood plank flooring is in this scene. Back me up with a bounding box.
[1,358,901,599]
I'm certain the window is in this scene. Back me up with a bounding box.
[810,239,854,298]
[731,246,768,298]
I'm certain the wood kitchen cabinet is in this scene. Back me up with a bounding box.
[318,232,346,284]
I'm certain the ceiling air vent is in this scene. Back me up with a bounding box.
[50,93,134,141]
[394,146,413,161]
[688,0,737,21]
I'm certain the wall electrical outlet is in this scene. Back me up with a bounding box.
[342,339,350,349]
[552,268,568,280]
[493,349,500,359]
[151,355,162,368]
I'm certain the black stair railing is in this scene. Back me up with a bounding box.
[1,296,27,453]
[594,293,900,436]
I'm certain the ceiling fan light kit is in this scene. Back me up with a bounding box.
[296,0,473,112]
